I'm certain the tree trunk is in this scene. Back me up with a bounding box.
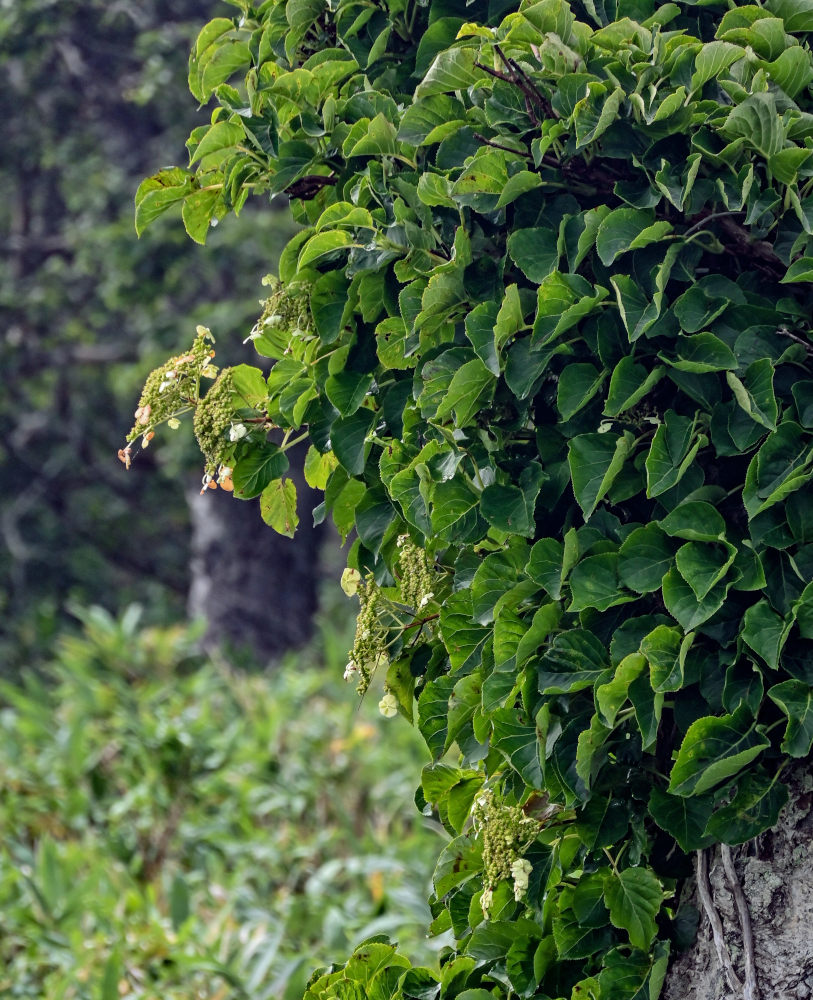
[186,445,323,663]
[662,767,813,1000]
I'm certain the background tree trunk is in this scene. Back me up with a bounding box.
[663,767,813,1000]
[186,443,323,663]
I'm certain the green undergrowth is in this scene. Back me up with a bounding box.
[0,604,443,1000]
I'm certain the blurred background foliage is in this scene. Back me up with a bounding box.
[0,0,438,995]
[0,598,444,999]
[0,0,300,669]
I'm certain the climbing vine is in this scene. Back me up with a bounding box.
[131,0,813,994]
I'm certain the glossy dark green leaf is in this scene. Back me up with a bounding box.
[568,432,634,520]
[768,679,813,756]
[649,787,715,852]
[645,410,701,498]
[662,568,728,631]
[233,443,290,499]
[603,868,663,950]
[507,227,560,283]
[704,771,789,843]
[618,524,674,594]
[742,599,790,668]
[568,553,636,612]
[668,707,770,796]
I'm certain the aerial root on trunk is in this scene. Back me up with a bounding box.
[720,844,760,1000]
[695,848,743,995]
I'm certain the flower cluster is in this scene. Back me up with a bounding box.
[472,791,539,916]
[344,577,389,695]
[120,326,217,466]
[396,536,435,612]
[245,276,314,353]
[192,367,235,476]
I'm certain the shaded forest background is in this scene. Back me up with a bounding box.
[0,0,318,670]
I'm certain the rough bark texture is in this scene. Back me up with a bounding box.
[663,767,813,1000]
[186,445,323,662]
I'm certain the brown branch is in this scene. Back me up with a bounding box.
[402,613,440,631]
[284,175,336,200]
[473,132,532,159]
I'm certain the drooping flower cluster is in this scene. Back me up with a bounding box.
[192,367,235,476]
[120,326,217,466]
[344,576,389,695]
[396,536,435,612]
[245,276,314,355]
[473,791,539,916]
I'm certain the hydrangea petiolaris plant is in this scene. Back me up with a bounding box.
[133,0,813,994]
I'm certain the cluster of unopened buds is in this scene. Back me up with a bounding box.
[472,790,539,917]
[119,326,218,469]
[244,275,315,353]
[341,568,390,696]
[396,535,436,613]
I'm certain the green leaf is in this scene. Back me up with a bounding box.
[668,707,770,797]
[198,39,251,101]
[691,41,744,92]
[491,708,544,789]
[595,208,673,266]
[603,868,663,950]
[507,227,560,283]
[675,540,737,600]
[704,771,789,843]
[661,567,728,631]
[742,599,790,668]
[189,120,244,167]
[419,675,455,758]
[231,365,268,408]
[618,524,674,594]
[331,409,375,476]
[645,411,702,498]
[134,168,193,236]
[233,443,290,499]
[781,256,813,283]
[496,170,543,208]
[568,553,635,612]
[641,625,693,693]
[354,492,395,554]
[526,537,565,600]
[260,478,298,537]
[568,431,634,520]
[648,787,715,852]
[415,48,484,99]
[604,357,664,417]
[667,332,738,373]
[723,92,784,158]
[435,358,495,426]
[768,680,813,756]
[465,302,500,375]
[659,501,726,542]
[574,84,624,148]
[557,363,606,421]
[742,421,813,518]
[326,371,374,416]
[433,833,482,897]
[596,652,646,727]
[298,230,357,269]
[726,359,777,431]
[515,604,562,666]
[303,446,337,490]
[480,484,532,536]
[538,629,609,694]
